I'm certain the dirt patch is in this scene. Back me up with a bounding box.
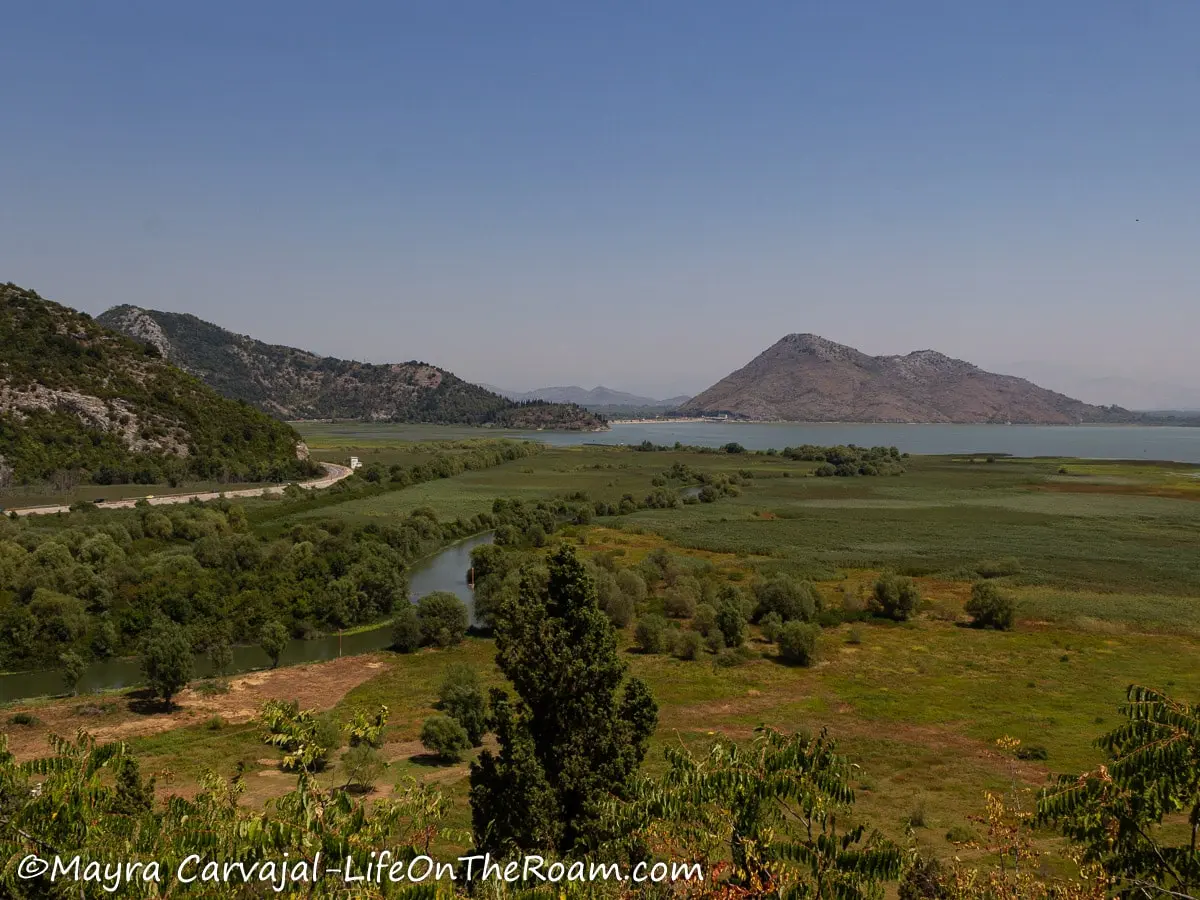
[4,654,392,763]
[1038,481,1200,501]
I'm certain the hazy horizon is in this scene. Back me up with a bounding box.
[3,3,1197,405]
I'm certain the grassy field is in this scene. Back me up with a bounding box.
[5,431,1199,870]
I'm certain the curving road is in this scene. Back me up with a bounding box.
[5,462,354,517]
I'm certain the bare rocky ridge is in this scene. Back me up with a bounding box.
[681,334,1138,425]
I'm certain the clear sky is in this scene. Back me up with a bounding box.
[3,2,1197,403]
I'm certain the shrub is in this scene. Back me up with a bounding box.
[964,581,1015,630]
[869,574,920,621]
[341,743,387,792]
[705,630,726,654]
[663,585,697,619]
[692,602,718,637]
[777,621,820,666]
[845,626,863,645]
[759,611,783,643]
[975,557,1022,579]
[615,569,647,605]
[391,605,421,652]
[906,802,927,828]
[715,595,747,648]
[8,712,39,726]
[634,615,669,654]
[420,715,471,762]
[1015,744,1048,761]
[753,574,819,623]
[673,630,703,660]
[439,664,489,746]
[945,825,978,844]
[416,591,468,648]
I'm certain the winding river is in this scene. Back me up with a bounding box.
[0,532,494,705]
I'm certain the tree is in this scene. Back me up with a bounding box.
[259,619,290,668]
[140,619,193,706]
[421,715,471,763]
[470,545,658,856]
[439,664,489,746]
[59,649,85,695]
[634,615,669,654]
[619,727,902,893]
[964,581,1015,630]
[759,610,784,643]
[715,592,747,648]
[209,639,233,677]
[340,743,387,793]
[1038,685,1200,895]
[870,573,921,621]
[416,591,468,648]
[260,699,340,773]
[391,604,421,652]
[778,621,820,666]
[754,574,819,623]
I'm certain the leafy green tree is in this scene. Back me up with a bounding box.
[140,619,193,706]
[618,727,902,894]
[260,699,340,773]
[439,664,489,746]
[615,568,647,606]
[715,592,747,648]
[421,715,471,763]
[259,619,290,668]
[340,743,387,793]
[1038,685,1200,895]
[59,649,85,695]
[778,621,820,666]
[344,705,389,749]
[209,638,234,676]
[634,614,669,654]
[470,545,658,856]
[416,591,469,648]
[390,604,421,652]
[964,581,1015,630]
[754,574,819,623]
[760,610,784,643]
[870,573,921,621]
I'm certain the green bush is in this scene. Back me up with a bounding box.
[715,594,747,648]
[663,584,697,619]
[692,602,718,637]
[759,611,783,643]
[975,557,1022,579]
[8,712,39,726]
[1015,744,1048,760]
[439,664,489,746]
[945,825,978,844]
[753,574,819,623]
[634,615,669,654]
[964,581,1015,630]
[777,621,820,666]
[869,574,920,621]
[420,715,471,762]
[391,605,421,652]
[673,630,703,660]
[416,591,468,648]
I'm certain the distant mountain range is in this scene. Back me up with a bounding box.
[481,385,691,409]
[681,334,1152,425]
[1,283,315,486]
[97,307,606,431]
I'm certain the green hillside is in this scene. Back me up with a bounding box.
[98,305,607,430]
[0,283,319,487]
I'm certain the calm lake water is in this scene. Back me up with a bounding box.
[541,422,1200,463]
[0,533,493,705]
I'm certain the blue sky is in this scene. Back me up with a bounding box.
[3,2,1197,403]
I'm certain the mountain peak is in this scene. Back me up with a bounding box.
[683,333,1135,425]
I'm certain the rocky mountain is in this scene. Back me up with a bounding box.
[0,283,317,486]
[681,334,1140,425]
[482,384,691,409]
[98,306,605,430]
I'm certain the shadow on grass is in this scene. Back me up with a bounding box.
[408,752,464,768]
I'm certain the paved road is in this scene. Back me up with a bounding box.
[5,462,354,517]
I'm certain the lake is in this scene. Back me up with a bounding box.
[543,422,1200,463]
[0,532,493,705]
[299,421,1200,463]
